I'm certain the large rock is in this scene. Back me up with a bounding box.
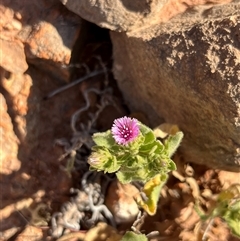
[60,0,151,31]
[58,0,240,170]
[59,0,234,32]
[110,5,240,171]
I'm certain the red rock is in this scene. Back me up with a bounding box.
[0,38,28,74]
[18,0,82,81]
[1,0,82,81]
[0,94,21,175]
[0,4,22,40]
[0,5,28,74]
[1,70,33,141]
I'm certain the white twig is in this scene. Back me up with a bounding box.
[202,217,214,241]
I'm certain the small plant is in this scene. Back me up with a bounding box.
[196,184,240,240]
[88,116,183,217]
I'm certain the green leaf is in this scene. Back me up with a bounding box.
[125,157,137,167]
[134,155,148,168]
[103,157,121,173]
[143,130,156,145]
[92,130,115,148]
[139,140,164,158]
[154,140,165,154]
[117,153,132,165]
[139,123,152,135]
[222,201,240,238]
[120,231,148,241]
[164,131,183,157]
[116,167,149,184]
[139,142,157,155]
[168,159,177,171]
[225,217,240,238]
[116,170,134,184]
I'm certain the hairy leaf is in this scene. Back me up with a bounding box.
[92,130,115,148]
[116,170,134,184]
[143,130,156,145]
[222,201,240,238]
[164,131,184,157]
[116,167,149,184]
[120,231,148,241]
[139,123,152,135]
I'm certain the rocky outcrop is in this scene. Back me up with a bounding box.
[111,9,240,171]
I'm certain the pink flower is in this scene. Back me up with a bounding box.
[111,117,140,145]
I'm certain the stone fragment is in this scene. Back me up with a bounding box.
[0,39,28,74]
[218,170,240,189]
[0,5,28,74]
[105,180,139,224]
[2,0,82,81]
[110,4,240,171]
[0,94,21,175]
[0,4,23,40]
[0,69,33,141]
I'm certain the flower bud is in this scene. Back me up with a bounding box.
[88,147,120,173]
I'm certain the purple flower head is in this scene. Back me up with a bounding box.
[111,116,140,145]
